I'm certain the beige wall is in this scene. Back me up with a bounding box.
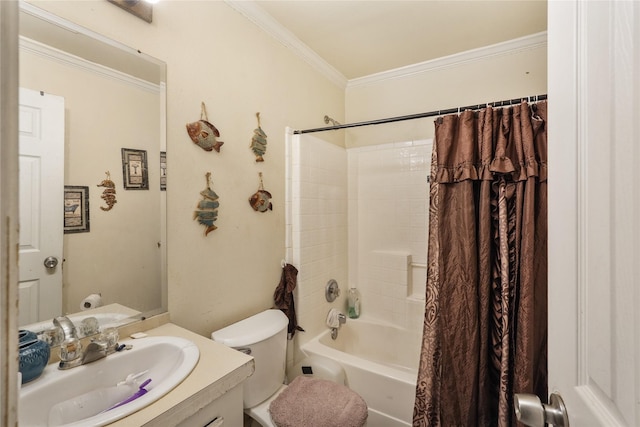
[344,44,547,147]
[27,0,344,336]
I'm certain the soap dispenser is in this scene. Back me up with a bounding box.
[347,288,361,319]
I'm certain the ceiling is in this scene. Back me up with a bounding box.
[236,0,547,81]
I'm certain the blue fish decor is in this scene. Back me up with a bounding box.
[186,102,224,153]
[250,112,267,162]
[249,172,273,213]
[194,172,219,236]
[97,171,117,211]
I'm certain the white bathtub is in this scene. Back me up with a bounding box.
[301,319,421,427]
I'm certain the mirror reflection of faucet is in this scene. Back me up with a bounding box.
[53,316,77,340]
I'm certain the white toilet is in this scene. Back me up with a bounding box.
[211,309,367,427]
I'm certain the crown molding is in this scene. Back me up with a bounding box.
[348,32,548,89]
[224,0,348,89]
[19,36,161,94]
[224,1,546,91]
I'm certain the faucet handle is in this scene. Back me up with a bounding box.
[59,337,82,362]
[98,327,119,352]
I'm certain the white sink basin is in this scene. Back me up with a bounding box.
[19,336,199,426]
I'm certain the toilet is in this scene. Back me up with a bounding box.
[211,309,367,427]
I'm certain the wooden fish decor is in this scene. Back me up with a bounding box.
[97,171,117,211]
[194,172,220,236]
[249,172,273,213]
[250,112,267,162]
[186,102,224,153]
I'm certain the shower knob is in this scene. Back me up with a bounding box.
[325,279,340,302]
[514,392,569,427]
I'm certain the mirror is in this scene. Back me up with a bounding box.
[18,3,167,335]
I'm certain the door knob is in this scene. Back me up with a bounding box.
[44,256,59,269]
[514,392,569,427]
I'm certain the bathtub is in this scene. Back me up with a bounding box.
[301,319,421,427]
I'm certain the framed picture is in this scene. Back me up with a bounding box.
[121,148,149,190]
[160,151,167,191]
[64,186,90,234]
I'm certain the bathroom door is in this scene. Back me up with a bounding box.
[547,0,640,425]
[18,87,64,325]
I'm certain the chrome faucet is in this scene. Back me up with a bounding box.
[338,312,347,325]
[330,312,347,340]
[58,340,106,369]
[55,318,120,370]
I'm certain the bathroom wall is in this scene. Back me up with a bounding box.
[344,37,547,148]
[27,0,345,336]
[286,132,348,351]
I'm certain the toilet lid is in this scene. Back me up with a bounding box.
[268,376,368,427]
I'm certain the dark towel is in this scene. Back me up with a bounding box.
[273,263,304,339]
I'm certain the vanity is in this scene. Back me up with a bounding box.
[20,313,254,427]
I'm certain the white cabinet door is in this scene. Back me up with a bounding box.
[548,0,640,425]
[18,88,64,324]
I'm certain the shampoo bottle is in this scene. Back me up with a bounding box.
[347,288,361,319]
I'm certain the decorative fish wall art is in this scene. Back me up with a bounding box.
[250,112,267,162]
[186,102,224,153]
[249,172,273,213]
[193,172,220,236]
[97,171,117,211]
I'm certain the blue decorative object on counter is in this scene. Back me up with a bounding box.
[19,338,50,384]
[19,329,38,344]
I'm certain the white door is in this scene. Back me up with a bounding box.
[18,88,64,325]
[547,1,640,425]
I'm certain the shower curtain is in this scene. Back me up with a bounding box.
[413,101,548,426]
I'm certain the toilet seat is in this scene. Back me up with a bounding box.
[268,376,368,427]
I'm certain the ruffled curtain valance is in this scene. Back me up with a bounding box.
[432,101,547,184]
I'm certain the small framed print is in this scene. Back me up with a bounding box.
[121,148,149,190]
[160,151,167,191]
[64,186,90,234]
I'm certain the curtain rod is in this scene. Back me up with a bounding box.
[293,94,547,135]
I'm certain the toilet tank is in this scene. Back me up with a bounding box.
[211,309,289,408]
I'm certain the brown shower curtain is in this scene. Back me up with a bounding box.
[413,101,547,426]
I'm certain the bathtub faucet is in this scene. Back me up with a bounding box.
[330,312,347,340]
[338,312,346,325]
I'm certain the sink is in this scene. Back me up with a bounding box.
[19,336,199,426]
